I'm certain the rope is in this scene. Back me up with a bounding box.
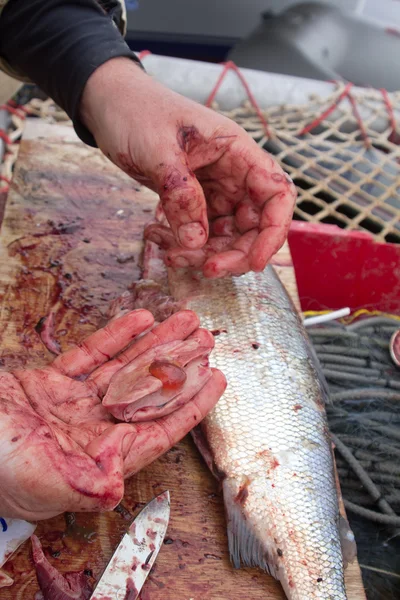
[298,82,354,136]
[205,60,271,139]
[0,130,12,145]
[0,103,26,119]
[380,87,398,140]
[311,314,400,532]
[347,90,371,148]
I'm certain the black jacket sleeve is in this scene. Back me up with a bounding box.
[0,0,142,146]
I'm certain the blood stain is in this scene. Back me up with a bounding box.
[235,477,250,505]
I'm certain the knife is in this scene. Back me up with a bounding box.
[90,491,170,600]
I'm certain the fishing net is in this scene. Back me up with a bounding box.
[215,83,400,245]
[3,76,400,245]
[309,316,400,598]
[308,317,400,526]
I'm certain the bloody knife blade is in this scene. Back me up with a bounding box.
[90,491,170,600]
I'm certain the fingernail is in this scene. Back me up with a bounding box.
[171,256,190,268]
[178,222,206,249]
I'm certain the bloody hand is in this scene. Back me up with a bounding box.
[0,310,225,520]
[80,58,297,278]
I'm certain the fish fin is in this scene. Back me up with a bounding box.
[339,515,357,568]
[223,478,279,579]
[191,426,225,481]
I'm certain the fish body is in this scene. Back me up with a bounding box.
[166,263,352,600]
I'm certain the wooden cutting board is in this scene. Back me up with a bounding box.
[0,119,365,599]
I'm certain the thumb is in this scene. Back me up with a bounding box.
[151,153,209,250]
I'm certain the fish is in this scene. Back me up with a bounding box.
[110,236,357,599]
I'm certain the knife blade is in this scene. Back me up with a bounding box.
[90,491,170,600]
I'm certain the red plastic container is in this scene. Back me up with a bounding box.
[288,222,400,315]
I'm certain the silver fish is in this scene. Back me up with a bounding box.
[116,237,357,599]
[165,262,356,600]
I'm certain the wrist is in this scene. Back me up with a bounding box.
[79,57,147,141]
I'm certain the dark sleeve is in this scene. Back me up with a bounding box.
[0,0,143,146]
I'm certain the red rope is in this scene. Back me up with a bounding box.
[205,60,271,138]
[380,88,399,144]
[299,82,354,136]
[0,175,10,183]
[6,99,29,114]
[0,103,26,119]
[347,91,371,148]
[205,62,232,107]
[138,50,152,61]
[0,130,12,145]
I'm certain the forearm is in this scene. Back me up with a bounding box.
[0,0,142,145]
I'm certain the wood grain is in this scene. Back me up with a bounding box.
[0,120,365,599]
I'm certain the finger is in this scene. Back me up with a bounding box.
[89,310,199,394]
[208,191,235,217]
[210,216,237,237]
[122,368,227,476]
[144,223,176,250]
[246,162,296,208]
[248,190,296,272]
[165,248,206,269]
[165,236,233,269]
[155,162,209,249]
[234,201,260,233]
[102,329,214,420]
[53,310,154,378]
[203,252,249,279]
[203,230,258,278]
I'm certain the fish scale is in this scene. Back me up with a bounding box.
[168,265,350,600]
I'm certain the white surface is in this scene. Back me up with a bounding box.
[0,518,36,568]
[22,119,76,141]
[140,53,334,109]
[138,54,399,131]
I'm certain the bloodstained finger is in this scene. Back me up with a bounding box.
[53,310,154,378]
[249,190,295,272]
[159,169,209,250]
[89,310,200,395]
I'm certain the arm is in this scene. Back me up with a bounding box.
[0,0,141,146]
[0,0,297,277]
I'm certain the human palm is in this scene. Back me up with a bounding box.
[0,309,225,520]
[81,58,297,278]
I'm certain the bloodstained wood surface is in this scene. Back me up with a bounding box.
[0,120,365,599]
